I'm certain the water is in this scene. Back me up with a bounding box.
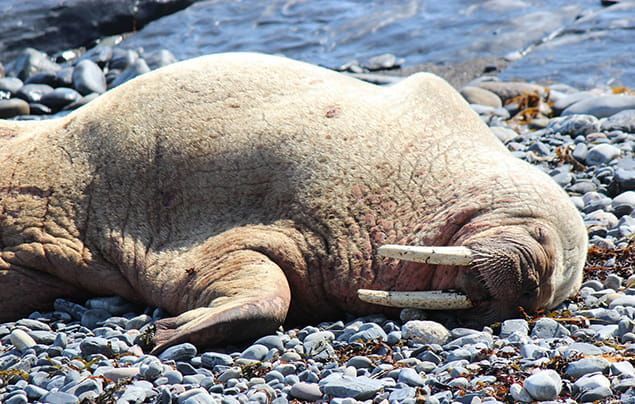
[119,0,635,88]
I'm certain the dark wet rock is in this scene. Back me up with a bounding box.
[78,46,114,68]
[563,95,635,118]
[64,93,99,111]
[72,60,107,95]
[109,49,139,71]
[5,48,60,81]
[16,83,54,103]
[0,98,30,118]
[110,59,151,87]
[40,87,81,110]
[0,1,198,64]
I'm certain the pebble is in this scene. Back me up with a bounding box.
[111,58,151,87]
[0,98,29,118]
[476,81,544,102]
[39,87,81,110]
[15,83,53,103]
[565,357,610,379]
[158,342,197,362]
[460,86,502,108]
[319,374,383,400]
[586,143,621,165]
[72,59,107,95]
[8,48,60,80]
[9,329,37,351]
[563,95,635,118]
[401,320,449,344]
[289,382,323,401]
[523,369,562,401]
[602,109,635,133]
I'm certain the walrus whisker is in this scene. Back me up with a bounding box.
[377,245,473,266]
[357,289,473,310]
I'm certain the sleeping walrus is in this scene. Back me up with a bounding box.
[0,53,587,352]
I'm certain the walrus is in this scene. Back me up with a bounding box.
[0,53,587,352]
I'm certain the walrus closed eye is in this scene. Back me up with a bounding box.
[0,52,587,352]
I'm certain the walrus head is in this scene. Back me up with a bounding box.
[359,220,586,325]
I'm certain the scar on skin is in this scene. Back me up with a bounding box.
[325,106,341,118]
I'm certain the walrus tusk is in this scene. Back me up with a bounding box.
[357,289,473,310]
[378,245,473,266]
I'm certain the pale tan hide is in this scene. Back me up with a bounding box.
[0,53,587,351]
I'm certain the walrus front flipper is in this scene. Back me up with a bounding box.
[151,249,291,353]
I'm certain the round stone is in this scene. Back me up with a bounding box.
[524,369,562,401]
[0,98,29,118]
[401,321,450,344]
[72,60,107,95]
[9,329,37,351]
[586,144,621,165]
[289,382,323,401]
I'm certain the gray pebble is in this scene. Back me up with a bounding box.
[602,109,635,133]
[523,369,562,401]
[201,352,233,369]
[0,77,24,94]
[500,319,529,338]
[319,374,383,400]
[563,95,635,118]
[547,114,600,136]
[16,83,53,103]
[530,318,570,339]
[158,342,197,362]
[8,48,60,80]
[398,367,426,387]
[240,343,268,361]
[586,144,621,165]
[348,322,388,342]
[253,335,284,351]
[39,87,81,110]
[72,60,107,95]
[42,391,79,404]
[289,382,323,401]
[573,373,612,399]
[565,357,610,379]
[80,309,111,329]
[111,58,151,87]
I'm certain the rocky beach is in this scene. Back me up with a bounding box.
[1,0,635,403]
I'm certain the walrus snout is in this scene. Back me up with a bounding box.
[358,223,567,326]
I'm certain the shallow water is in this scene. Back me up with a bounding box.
[120,0,635,88]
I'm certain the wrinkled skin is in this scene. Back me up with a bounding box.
[0,53,587,351]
